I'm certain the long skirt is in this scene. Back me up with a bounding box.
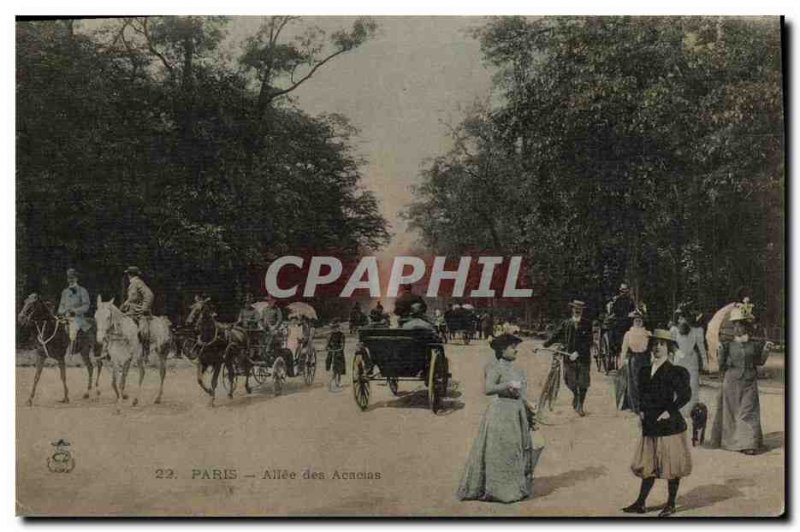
[457,397,542,503]
[626,352,650,414]
[709,371,763,451]
[564,360,590,392]
[631,432,692,480]
[672,350,700,418]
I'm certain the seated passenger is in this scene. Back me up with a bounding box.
[401,303,435,330]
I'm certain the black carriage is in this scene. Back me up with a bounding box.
[351,327,450,413]
[222,324,317,394]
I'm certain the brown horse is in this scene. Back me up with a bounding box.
[185,298,251,406]
[17,293,103,406]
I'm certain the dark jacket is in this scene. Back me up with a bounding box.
[393,292,426,318]
[543,317,592,363]
[637,361,691,437]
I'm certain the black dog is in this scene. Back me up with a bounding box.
[690,403,708,446]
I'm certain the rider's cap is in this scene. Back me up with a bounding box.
[330,318,341,328]
[66,268,79,278]
[125,266,141,276]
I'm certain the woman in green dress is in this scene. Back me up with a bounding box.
[457,334,543,503]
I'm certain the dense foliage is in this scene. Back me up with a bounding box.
[406,17,784,329]
[17,17,389,319]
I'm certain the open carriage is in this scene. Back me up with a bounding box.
[351,327,450,413]
[222,324,317,395]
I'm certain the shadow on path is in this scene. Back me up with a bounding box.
[678,477,755,512]
[535,466,608,497]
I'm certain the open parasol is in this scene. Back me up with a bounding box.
[251,301,273,314]
[706,302,738,373]
[286,301,318,320]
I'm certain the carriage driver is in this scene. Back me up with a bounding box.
[121,266,154,360]
[57,268,91,356]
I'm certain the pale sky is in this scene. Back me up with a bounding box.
[226,17,496,256]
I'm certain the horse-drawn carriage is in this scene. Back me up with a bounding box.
[351,327,450,413]
[182,298,316,399]
[222,323,317,394]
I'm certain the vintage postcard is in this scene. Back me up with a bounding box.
[15,15,785,517]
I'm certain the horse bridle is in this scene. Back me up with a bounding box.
[26,303,64,360]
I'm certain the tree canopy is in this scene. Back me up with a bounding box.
[405,16,784,329]
[17,17,388,319]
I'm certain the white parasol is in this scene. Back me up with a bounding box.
[286,301,318,320]
[706,302,737,373]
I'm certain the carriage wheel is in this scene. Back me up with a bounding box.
[387,377,399,396]
[221,362,238,393]
[352,353,370,411]
[303,347,317,386]
[272,357,286,395]
[181,338,199,361]
[428,348,448,413]
[252,363,268,385]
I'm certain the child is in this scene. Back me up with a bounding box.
[325,319,346,391]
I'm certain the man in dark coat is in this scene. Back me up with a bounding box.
[543,300,593,416]
[393,285,426,326]
[610,283,636,355]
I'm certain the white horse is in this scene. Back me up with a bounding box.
[94,296,171,411]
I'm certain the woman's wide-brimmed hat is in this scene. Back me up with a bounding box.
[125,265,141,276]
[628,309,645,319]
[568,300,586,309]
[650,329,676,344]
[490,333,523,352]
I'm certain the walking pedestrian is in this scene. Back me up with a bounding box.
[623,329,692,517]
[709,306,775,454]
[457,334,543,503]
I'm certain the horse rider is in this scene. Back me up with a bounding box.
[57,268,91,357]
[121,265,154,360]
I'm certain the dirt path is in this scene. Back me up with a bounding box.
[16,337,785,516]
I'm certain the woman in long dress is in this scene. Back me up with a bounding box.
[670,311,707,418]
[457,334,543,503]
[620,309,650,413]
[623,329,692,517]
[709,307,774,454]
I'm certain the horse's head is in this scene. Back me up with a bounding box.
[186,297,213,326]
[187,298,217,341]
[18,293,51,327]
[94,295,116,344]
